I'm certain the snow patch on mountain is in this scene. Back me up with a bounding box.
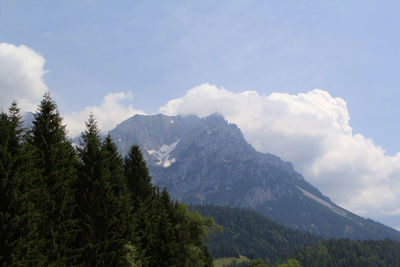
[148,140,179,168]
[296,186,348,217]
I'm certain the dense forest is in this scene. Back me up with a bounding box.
[193,206,400,267]
[0,94,214,266]
[220,239,400,267]
[191,205,321,262]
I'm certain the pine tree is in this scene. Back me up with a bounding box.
[124,144,214,266]
[100,135,135,264]
[0,102,40,265]
[124,145,153,206]
[76,115,134,266]
[29,93,79,265]
[149,188,182,267]
[74,113,103,265]
[124,145,156,264]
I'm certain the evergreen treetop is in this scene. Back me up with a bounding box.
[0,102,40,266]
[29,93,79,266]
[0,96,215,266]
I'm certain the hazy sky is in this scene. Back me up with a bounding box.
[1,0,400,229]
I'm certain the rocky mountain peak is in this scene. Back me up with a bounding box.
[109,113,400,241]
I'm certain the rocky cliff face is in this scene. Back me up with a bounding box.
[109,113,400,240]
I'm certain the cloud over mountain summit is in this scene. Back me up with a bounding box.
[160,83,400,227]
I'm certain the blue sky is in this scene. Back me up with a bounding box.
[2,0,400,153]
[1,0,400,228]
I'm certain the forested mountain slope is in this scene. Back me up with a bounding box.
[192,205,400,267]
[190,205,322,261]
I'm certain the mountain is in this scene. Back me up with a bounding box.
[109,113,400,240]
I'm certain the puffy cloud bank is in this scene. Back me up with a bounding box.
[0,42,144,138]
[64,92,145,137]
[0,42,48,111]
[160,83,400,227]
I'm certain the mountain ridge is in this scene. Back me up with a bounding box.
[107,113,400,240]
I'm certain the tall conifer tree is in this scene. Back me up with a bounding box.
[29,93,79,265]
[76,115,134,266]
[124,145,213,266]
[100,135,135,263]
[148,188,181,266]
[124,145,153,206]
[0,102,39,265]
[124,145,156,264]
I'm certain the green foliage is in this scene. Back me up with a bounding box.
[75,116,133,265]
[119,242,142,266]
[214,255,249,267]
[277,259,302,267]
[7,94,399,267]
[28,93,80,265]
[196,205,400,266]
[250,259,269,267]
[1,96,214,266]
[295,238,400,267]
[219,258,266,267]
[0,102,39,265]
[124,144,213,266]
[192,205,321,261]
[125,145,153,204]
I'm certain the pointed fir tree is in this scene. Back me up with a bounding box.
[100,135,135,264]
[124,145,156,264]
[76,115,135,266]
[124,144,214,266]
[29,93,79,265]
[147,188,182,266]
[147,188,213,266]
[124,145,154,207]
[0,102,41,265]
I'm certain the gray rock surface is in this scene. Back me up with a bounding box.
[109,113,400,240]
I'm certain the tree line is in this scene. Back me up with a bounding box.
[191,205,321,262]
[193,206,400,267]
[0,94,213,266]
[221,239,400,267]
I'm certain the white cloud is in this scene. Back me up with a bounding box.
[159,83,400,225]
[0,42,144,139]
[0,43,48,111]
[64,92,145,137]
